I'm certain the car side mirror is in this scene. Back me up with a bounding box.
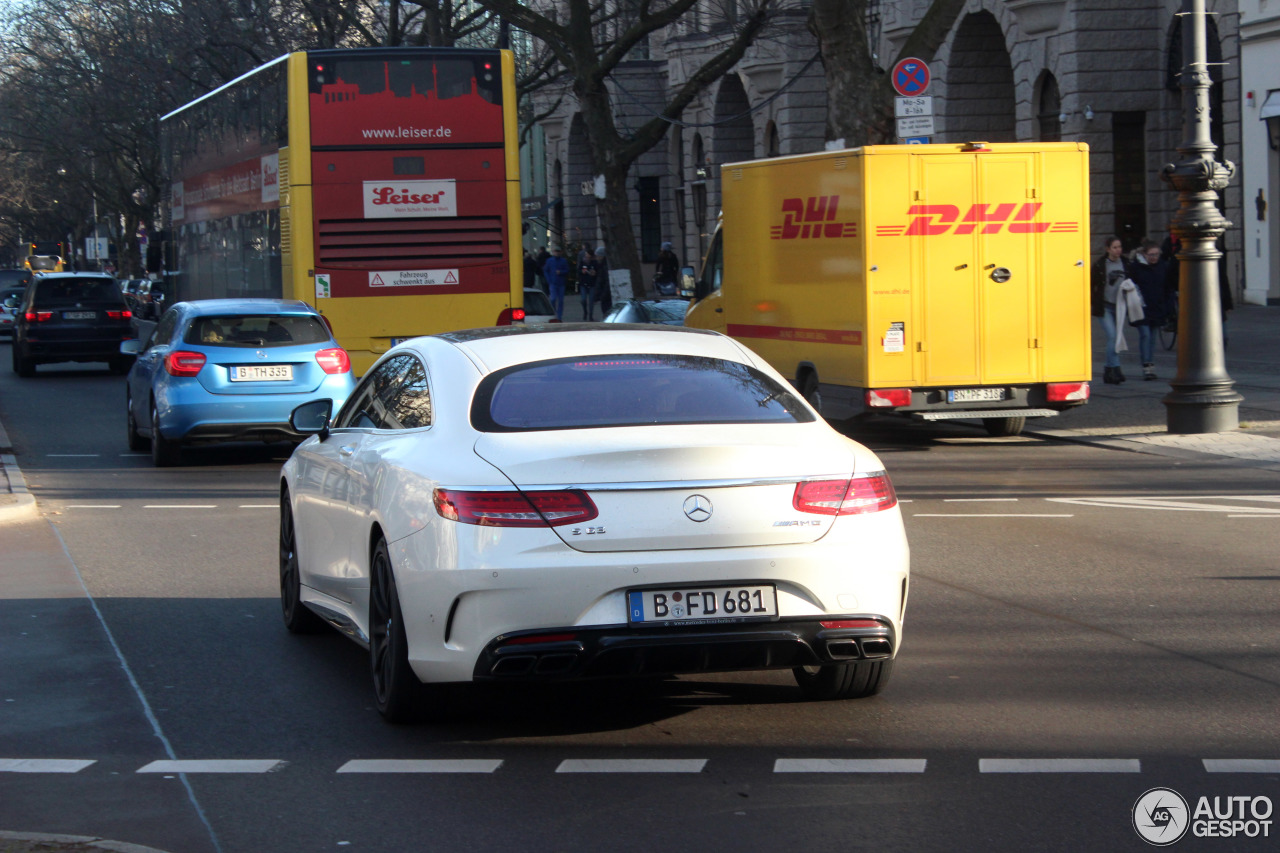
[291,399,333,440]
[680,266,697,299]
[2,296,18,309]
[119,339,142,355]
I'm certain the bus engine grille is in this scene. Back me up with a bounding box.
[317,217,505,267]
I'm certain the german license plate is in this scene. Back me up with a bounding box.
[948,387,1004,403]
[63,311,95,320]
[230,365,293,382]
[628,585,778,624]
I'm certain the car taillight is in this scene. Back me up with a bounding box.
[820,620,884,630]
[24,311,52,322]
[1047,381,1090,402]
[495,308,515,326]
[106,310,131,319]
[866,388,911,408]
[314,347,351,374]
[793,473,897,515]
[165,350,206,377]
[432,488,598,527]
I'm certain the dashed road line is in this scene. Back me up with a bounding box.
[1047,495,1280,514]
[774,758,926,773]
[141,505,218,509]
[337,759,503,774]
[63,505,121,509]
[1203,759,1280,773]
[45,454,100,458]
[979,758,1140,773]
[137,760,283,774]
[556,759,707,773]
[0,759,96,773]
[238,504,277,509]
[912,514,1074,518]
[942,498,1019,503]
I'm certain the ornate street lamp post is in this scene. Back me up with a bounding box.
[1160,0,1241,433]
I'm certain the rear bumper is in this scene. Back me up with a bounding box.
[20,338,128,362]
[158,391,349,445]
[473,617,897,681]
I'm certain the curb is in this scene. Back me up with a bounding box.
[1028,426,1280,472]
[0,830,173,853]
[0,413,37,522]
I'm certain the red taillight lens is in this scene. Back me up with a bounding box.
[25,311,53,322]
[314,347,351,374]
[820,620,884,630]
[1047,381,1090,402]
[164,350,206,377]
[793,473,897,515]
[495,308,514,326]
[106,310,131,319]
[866,388,911,408]
[512,307,527,322]
[433,488,598,527]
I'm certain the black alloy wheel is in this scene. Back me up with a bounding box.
[279,490,324,633]
[126,391,148,451]
[369,537,446,723]
[793,659,894,701]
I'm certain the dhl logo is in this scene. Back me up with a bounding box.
[874,203,1078,237]
[771,195,858,240]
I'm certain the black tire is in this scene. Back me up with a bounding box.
[982,416,1026,437]
[12,344,34,377]
[280,491,325,634]
[799,372,822,415]
[1159,320,1177,351]
[369,537,440,723]
[126,391,148,451]
[150,402,181,467]
[793,659,894,701]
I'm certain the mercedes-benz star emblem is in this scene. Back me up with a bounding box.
[683,495,713,522]
[256,350,267,359]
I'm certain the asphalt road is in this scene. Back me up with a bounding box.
[1,356,1278,852]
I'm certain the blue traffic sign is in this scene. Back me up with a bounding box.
[891,57,931,97]
[904,137,931,145]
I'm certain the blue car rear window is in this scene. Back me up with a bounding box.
[473,353,814,431]
[184,314,329,348]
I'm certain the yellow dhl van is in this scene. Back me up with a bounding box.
[684,141,1092,436]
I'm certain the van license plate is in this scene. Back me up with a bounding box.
[628,585,778,624]
[948,388,1004,403]
[230,365,293,382]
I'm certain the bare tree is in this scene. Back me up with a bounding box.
[808,0,965,146]
[474,0,778,297]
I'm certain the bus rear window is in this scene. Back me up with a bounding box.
[472,354,814,432]
[184,315,330,348]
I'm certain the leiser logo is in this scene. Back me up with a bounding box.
[771,196,858,240]
[876,203,1078,236]
[363,179,457,219]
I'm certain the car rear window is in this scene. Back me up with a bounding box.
[183,314,330,348]
[473,354,814,431]
[524,291,554,316]
[33,278,123,307]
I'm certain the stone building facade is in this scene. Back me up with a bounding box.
[531,0,1244,300]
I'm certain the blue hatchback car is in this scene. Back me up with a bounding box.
[123,299,356,466]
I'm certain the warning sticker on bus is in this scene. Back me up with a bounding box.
[369,270,460,288]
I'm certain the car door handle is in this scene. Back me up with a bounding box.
[339,445,356,457]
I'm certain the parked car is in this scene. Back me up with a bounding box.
[135,279,169,320]
[0,270,35,336]
[122,299,356,467]
[520,287,558,325]
[120,278,147,312]
[280,325,908,722]
[11,273,134,376]
[603,298,690,326]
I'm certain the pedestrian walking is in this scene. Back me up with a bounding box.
[534,246,551,294]
[1128,240,1172,380]
[577,248,600,320]
[654,241,680,296]
[522,249,538,291]
[593,246,612,317]
[1091,235,1132,384]
[541,246,569,321]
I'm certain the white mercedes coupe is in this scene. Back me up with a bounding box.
[279,324,909,722]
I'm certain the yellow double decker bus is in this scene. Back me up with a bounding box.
[26,241,67,273]
[161,48,523,374]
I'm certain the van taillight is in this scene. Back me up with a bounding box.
[1047,382,1090,402]
[165,351,206,377]
[433,488,598,527]
[793,473,897,515]
[314,348,351,374]
[866,388,911,408]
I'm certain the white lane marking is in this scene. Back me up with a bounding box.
[1203,759,1280,773]
[774,758,926,773]
[556,759,706,773]
[119,453,150,457]
[337,759,503,774]
[913,514,1074,518]
[1227,515,1280,519]
[239,505,278,509]
[0,758,96,773]
[64,505,121,509]
[137,759,283,774]
[142,505,218,509]
[46,454,100,458]
[943,498,1018,502]
[980,758,1139,773]
[1048,496,1280,514]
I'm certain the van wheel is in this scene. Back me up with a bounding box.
[800,373,822,415]
[983,416,1026,437]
